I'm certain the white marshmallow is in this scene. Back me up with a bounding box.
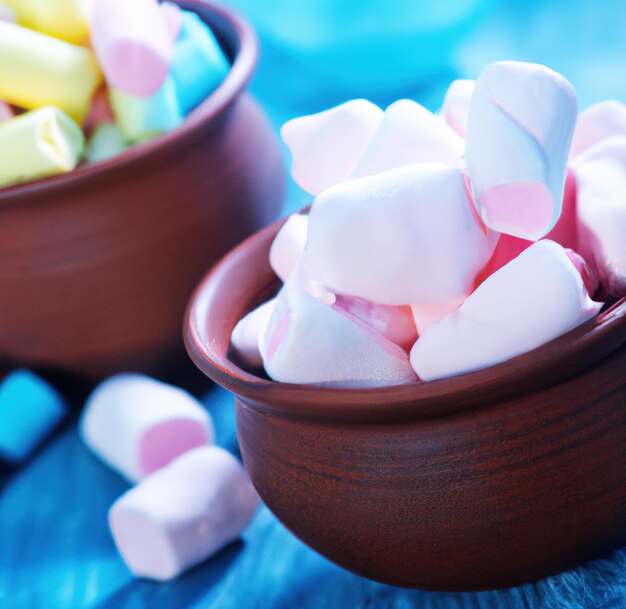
[410,240,602,380]
[570,101,626,159]
[109,445,259,581]
[230,298,276,369]
[571,136,626,297]
[464,61,577,240]
[269,213,308,281]
[304,163,496,305]
[441,79,475,137]
[349,99,463,178]
[260,284,417,387]
[281,99,383,196]
[80,374,213,482]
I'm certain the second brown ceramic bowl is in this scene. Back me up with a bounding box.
[185,215,626,591]
[0,0,284,379]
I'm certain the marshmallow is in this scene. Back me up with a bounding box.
[260,283,417,386]
[3,0,88,43]
[80,374,214,482]
[269,213,308,281]
[90,0,173,97]
[86,122,129,164]
[332,294,417,351]
[571,136,626,298]
[410,299,464,335]
[441,79,475,137]
[570,101,626,158]
[281,99,383,195]
[0,100,13,123]
[169,10,229,114]
[465,61,577,240]
[231,298,276,369]
[0,106,84,188]
[84,85,114,135]
[0,2,15,22]
[0,370,67,463]
[109,445,259,581]
[0,20,101,123]
[350,99,463,178]
[410,240,602,380]
[477,169,580,282]
[161,2,183,43]
[304,163,496,305]
[109,76,184,143]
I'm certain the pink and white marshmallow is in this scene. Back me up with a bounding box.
[464,61,577,240]
[109,446,259,581]
[260,281,417,387]
[80,374,214,482]
[231,298,276,369]
[570,101,626,159]
[89,0,174,97]
[570,136,626,298]
[441,79,475,137]
[269,213,308,282]
[281,99,383,196]
[304,163,496,305]
[410,240,601,380]
[350,99,463,178]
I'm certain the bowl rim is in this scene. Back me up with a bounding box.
[185,214,626,424]
[0,0,257,206]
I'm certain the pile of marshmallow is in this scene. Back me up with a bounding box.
[0,0,228,187]
[0,370,258,581]
[232,61,626,386]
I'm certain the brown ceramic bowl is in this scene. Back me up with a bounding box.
[185,215,626,591]
[0,0,284,379]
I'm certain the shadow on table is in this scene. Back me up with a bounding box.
[93,542,243,609]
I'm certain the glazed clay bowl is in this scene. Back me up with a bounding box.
[0,0,284,379]
[185,216,626,591]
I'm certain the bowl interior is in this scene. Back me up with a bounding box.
[185,215,626,423]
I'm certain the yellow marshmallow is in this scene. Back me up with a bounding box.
[3,0,89,43]
[0,106,85,188]
[0,21,101,124]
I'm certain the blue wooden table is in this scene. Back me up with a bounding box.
[0,386,624,609]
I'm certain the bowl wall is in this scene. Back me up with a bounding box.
[0,1,284,378]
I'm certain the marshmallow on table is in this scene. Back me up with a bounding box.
[269,213,308,281]
[86,122,129,164]
[304,163,496,306]
[231,298,277,369]
[464,61,577,240]
[110,445,259,581]
[281,99,383,196]
[570,101,626,159]
[169,10,229,115]
[80,374,214,482]
[0,20,101,123]
[0,106,84,188]
[90,0,174,97]
[260,277,417,386]
[571,136,626,298]
[349,99,464,179]
[441,79,475,137]
[0,370,67,463]
[410,240,602,381]
[3,0,88,42]
[109,76,184,144]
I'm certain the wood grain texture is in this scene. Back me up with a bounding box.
[185,214,626,591]
[0,1,284,379]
